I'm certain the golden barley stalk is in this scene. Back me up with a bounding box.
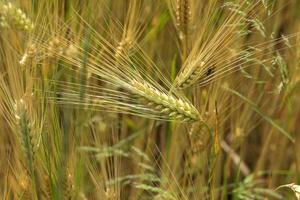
[34,21,201,123]
[114,0,143,59]
[173,1,255,89]
[175,0,190,38]
[0,1,34,31]
[131,80,199,122]
[63,171,74,200]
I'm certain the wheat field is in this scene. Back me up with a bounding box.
[0,0,300,199]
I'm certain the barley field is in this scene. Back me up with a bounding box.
[0,0,300,199]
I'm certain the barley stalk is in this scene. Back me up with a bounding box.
[173,1,254,89]
[115,40,131,60]
[34,26,200,123]
[42,176,52,200]
[0,2,34,31]
[19,43,37,66]
[18,175,31,200]
[131,80,200,122]
[175,0,191,39]
[63,171,74,200]
[14,99,40,167]
[175,61,205,89]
